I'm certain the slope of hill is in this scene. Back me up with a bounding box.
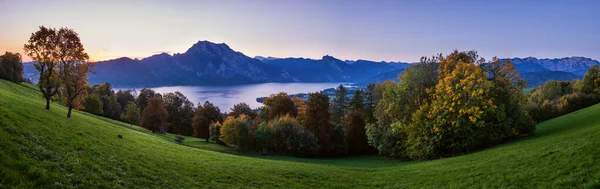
[1,79,599,188]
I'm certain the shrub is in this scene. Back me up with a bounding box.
[175,135,185,143]
[268,115,318,157]
[219,115,250,148]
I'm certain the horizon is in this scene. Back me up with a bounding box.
[2,0,599,62]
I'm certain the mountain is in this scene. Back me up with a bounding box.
[506,57,600,76]
[87,41,297,87]
[21,41,599,87]
[520,71,580,87]
[260,56,409,83]
[85,41,409,87]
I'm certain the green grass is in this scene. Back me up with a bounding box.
[0,79,599,188]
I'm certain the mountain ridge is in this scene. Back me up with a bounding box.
[21,40,600,87]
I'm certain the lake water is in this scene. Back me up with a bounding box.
[121,83,345,111]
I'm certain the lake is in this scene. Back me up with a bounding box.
[120,83,346,111]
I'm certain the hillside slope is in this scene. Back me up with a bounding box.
[0,80,599,188]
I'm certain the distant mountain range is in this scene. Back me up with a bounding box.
[22,40,599,87]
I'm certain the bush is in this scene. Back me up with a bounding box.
[267,115,318,157]
[175,135,185,143]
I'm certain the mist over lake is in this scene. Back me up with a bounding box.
[119,82,345,111]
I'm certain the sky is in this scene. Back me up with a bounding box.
[1,0,599,62]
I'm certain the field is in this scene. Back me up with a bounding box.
[0,79,599,188]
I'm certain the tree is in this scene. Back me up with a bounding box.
[364,83,376,124]
[192,101,223,141]
[116,90,136,110]
[219,115,250,147]
[579,65,600,95]
[303,92,334,153]
[92,83,114,97]
[0,52,23,83]
[406,51,496,159]
[141,97,169,133]
[101,95,123,120]
[121,102,141,126]
[82,94,103,115]
[344,110,369,155]
[209,122,224,145]
[331,84,349,126]
[268,115,318,157]
[136,88,159,111]
[163,92,195,135]
[229,102,256,119]
[23,26,60,110]
[291,95,307,124]
[263,92,297,120]
[55,28,91,118]
[349,90,364,112]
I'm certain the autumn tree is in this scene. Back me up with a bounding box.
[163,92,195,135]
[331,84,349,126]
[192,101,223,141]
[23,26,60,110]
[83,94,103,115]
[219,115,250,147]
[55,28,91,118]
[405,51,501,159]
[136,88,159,111]
[303,92,334,153]
[344,110,369,155]
[291,95,307,124]
[263,92,297,120]
[0,52,23,83]
[229,102,256,119]
[209,122,224,145]
[141,97,169,133]
[121,102,141,126]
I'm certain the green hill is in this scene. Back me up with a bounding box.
[0,79,599,188]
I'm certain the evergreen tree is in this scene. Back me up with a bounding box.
[331,84,349,126]
[349,90,364,112]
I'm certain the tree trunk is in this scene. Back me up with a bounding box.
[67,105,73,118]
[45,98,51,110]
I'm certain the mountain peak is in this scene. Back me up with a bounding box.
[185,40,234,56]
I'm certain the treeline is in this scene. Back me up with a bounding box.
[524,65,600,122]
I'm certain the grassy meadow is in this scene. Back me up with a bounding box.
[0,79,599,188]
